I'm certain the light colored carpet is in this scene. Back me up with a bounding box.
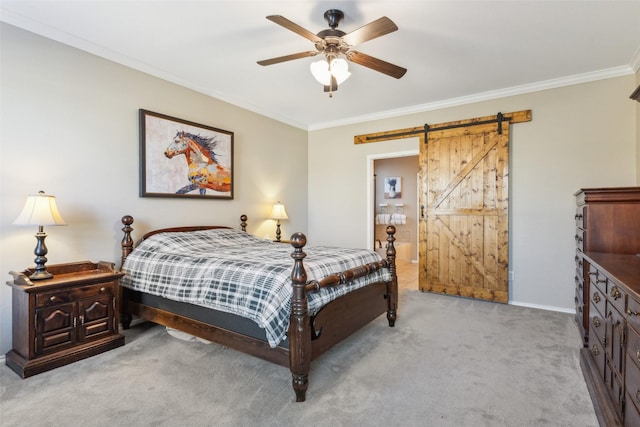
[0,290,598,427]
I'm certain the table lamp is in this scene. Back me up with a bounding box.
[270,202,288,242]
[13,191,67,280]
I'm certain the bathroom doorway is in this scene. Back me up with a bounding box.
[369,152,419,264]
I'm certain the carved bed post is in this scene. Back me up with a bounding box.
[289,232,311,402]
[120,215,134,329]
[385,225,398,327]
[121,215,134,269]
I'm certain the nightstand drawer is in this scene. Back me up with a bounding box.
[36,282,115,308]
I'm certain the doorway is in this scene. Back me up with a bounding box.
[367,149,419,266]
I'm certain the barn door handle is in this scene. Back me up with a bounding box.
[420,205,425,218]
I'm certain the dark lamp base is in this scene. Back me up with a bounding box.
[29,270,53,280]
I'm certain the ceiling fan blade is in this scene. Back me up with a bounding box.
[257,51,318,66]
[341,17,398,46]
[346,51,407,79]
[266,15,323,43]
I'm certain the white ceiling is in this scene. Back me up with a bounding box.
[2,1,640,130]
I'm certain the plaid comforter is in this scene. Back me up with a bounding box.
[120,228,391,347]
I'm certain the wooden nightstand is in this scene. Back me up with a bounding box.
[5,261,125,378]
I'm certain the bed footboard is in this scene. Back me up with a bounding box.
[289,233,311,402]
[287,225,397,402]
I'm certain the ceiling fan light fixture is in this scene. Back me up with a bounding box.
[310,57,351,87]
[330,57,351,84]
[310,59,331,85]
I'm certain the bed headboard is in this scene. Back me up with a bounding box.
[120,214,248,268]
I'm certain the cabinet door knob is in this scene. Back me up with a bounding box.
[591,345,599,356]
[627,308,639,316]
[49,296,57,302]
[592,317,600,328]
[592,292,601,303]
[100,287,106,293]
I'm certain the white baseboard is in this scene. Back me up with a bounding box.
[510,300,575,314]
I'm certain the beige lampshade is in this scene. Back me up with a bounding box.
[13,191,67,226]
[270,202,288,220]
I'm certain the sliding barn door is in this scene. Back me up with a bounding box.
[419,120,509,303]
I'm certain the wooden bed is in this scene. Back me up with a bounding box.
[118,214,398,402]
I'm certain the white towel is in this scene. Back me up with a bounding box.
[376,214,390,224]
[391,214,406,225]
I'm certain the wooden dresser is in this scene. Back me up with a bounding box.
[574,187,640,426]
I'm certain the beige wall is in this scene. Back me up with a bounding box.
[0,24,308,355]
[309,76,637,312]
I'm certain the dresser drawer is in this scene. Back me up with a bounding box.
[574,206,585,229]
[575,274,584,297]
[589,335,606,381]
[607,279,627,319]
[625,389,640,427]
[575,252,584,277]
[589,284,606,320]
[589,264,608,295]
[608,366,624,420]
[589,308,605,344]
[575,228,585,252]
[628,296,640,333]
[626,352,640,421]
[36,282,116,308]
[607,305,625,377]
[627,324,640,369]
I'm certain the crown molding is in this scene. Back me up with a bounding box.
[309,66,635,131]
[630,45,640,73]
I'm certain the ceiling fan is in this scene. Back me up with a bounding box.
[257,9,407,96]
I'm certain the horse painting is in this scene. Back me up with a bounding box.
[164,131,232,195]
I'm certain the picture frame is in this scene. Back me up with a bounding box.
[139,109,234,199]
[384,176,402,199]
